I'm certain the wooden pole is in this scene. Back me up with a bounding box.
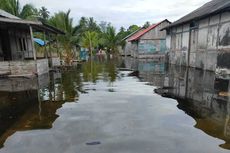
[48,34,53,68]
[29,26,36,60]
[43,31,47,58]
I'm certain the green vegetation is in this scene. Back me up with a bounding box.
[49,10,78,65]
[0,0,38,19]
[0,0,143,64]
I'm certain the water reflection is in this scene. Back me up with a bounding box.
[82,60,118,84]
[154,65,230,150]
[122,57,165,87]
[121,57,230,150]
[0,60,119,149]
[1,57,230,151]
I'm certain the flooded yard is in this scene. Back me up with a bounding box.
[0,58,229,153]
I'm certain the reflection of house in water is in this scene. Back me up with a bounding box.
[0,69,82,148]
[155,65,230,149]
[123,57,165,87]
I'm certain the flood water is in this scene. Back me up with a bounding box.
[0,57,230,153]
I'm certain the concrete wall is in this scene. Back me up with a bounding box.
[51,57,61,67]
[168,11,230,73]
[0,59,49,76]
[36,59,49,75]
[10,60,36,75]
[0,77,38,92]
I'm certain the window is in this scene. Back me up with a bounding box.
[19,38,27,51]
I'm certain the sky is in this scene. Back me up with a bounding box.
[21,0,211,29]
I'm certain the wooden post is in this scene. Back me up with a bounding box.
[29,26,36,60]
[48,34,51,57]
[56,35,62,65]
[43,31,47,58]
[56,34,59,55]
[48,34,53,68]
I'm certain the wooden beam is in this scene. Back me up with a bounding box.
[29,26,36,60]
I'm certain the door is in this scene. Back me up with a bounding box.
[0,29,12,60]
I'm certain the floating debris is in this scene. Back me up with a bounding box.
[219,92,230,97]
[86,141,101,146]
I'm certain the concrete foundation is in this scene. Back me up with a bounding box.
[0,59,49,76]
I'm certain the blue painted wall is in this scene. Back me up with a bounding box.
[138,40,166,54]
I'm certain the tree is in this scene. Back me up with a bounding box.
[76,17,101,37]
[143,21,151,28]
[99,21,109,33]
[103,25,118,53]
[81,31,99,59]
[117,27,128,48]
[88,17,100,32]
[0,0,37,19]
[49,10,78,65]
[127,25,140,33]
[39,6,50,21]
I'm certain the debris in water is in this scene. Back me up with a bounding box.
[86,141,101,146]
[219,92,230,97]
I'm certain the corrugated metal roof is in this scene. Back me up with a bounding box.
[128,19,170,42]
[0,17,41,25]
[121,28,144,41]
[0,9,20,19]
[0,9,65,35]
[127,29,146,42]
[164,0,230,29]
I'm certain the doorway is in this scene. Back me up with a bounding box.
[0,29,12,61]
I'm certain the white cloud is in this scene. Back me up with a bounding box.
[20,0,211,29]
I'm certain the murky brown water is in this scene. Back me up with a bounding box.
[0,57,229,153]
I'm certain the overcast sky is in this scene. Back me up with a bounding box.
[21,0,211,29]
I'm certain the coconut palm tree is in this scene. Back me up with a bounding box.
[103,25,118,53]
[0,0,37,19]
[49,10,78,65]
[39,6,50,21]
[81,31,99,59]
[88,17,100,32]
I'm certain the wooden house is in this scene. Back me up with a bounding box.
[128,19,171,59]
[0,9,64,77]
[163,0,230,73]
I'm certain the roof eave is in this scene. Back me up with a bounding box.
[161,6,230,30]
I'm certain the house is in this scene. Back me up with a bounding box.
[128,19,171,59]
[120,28,144,56]
[162,0,230,73]
[0,9,64,77]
